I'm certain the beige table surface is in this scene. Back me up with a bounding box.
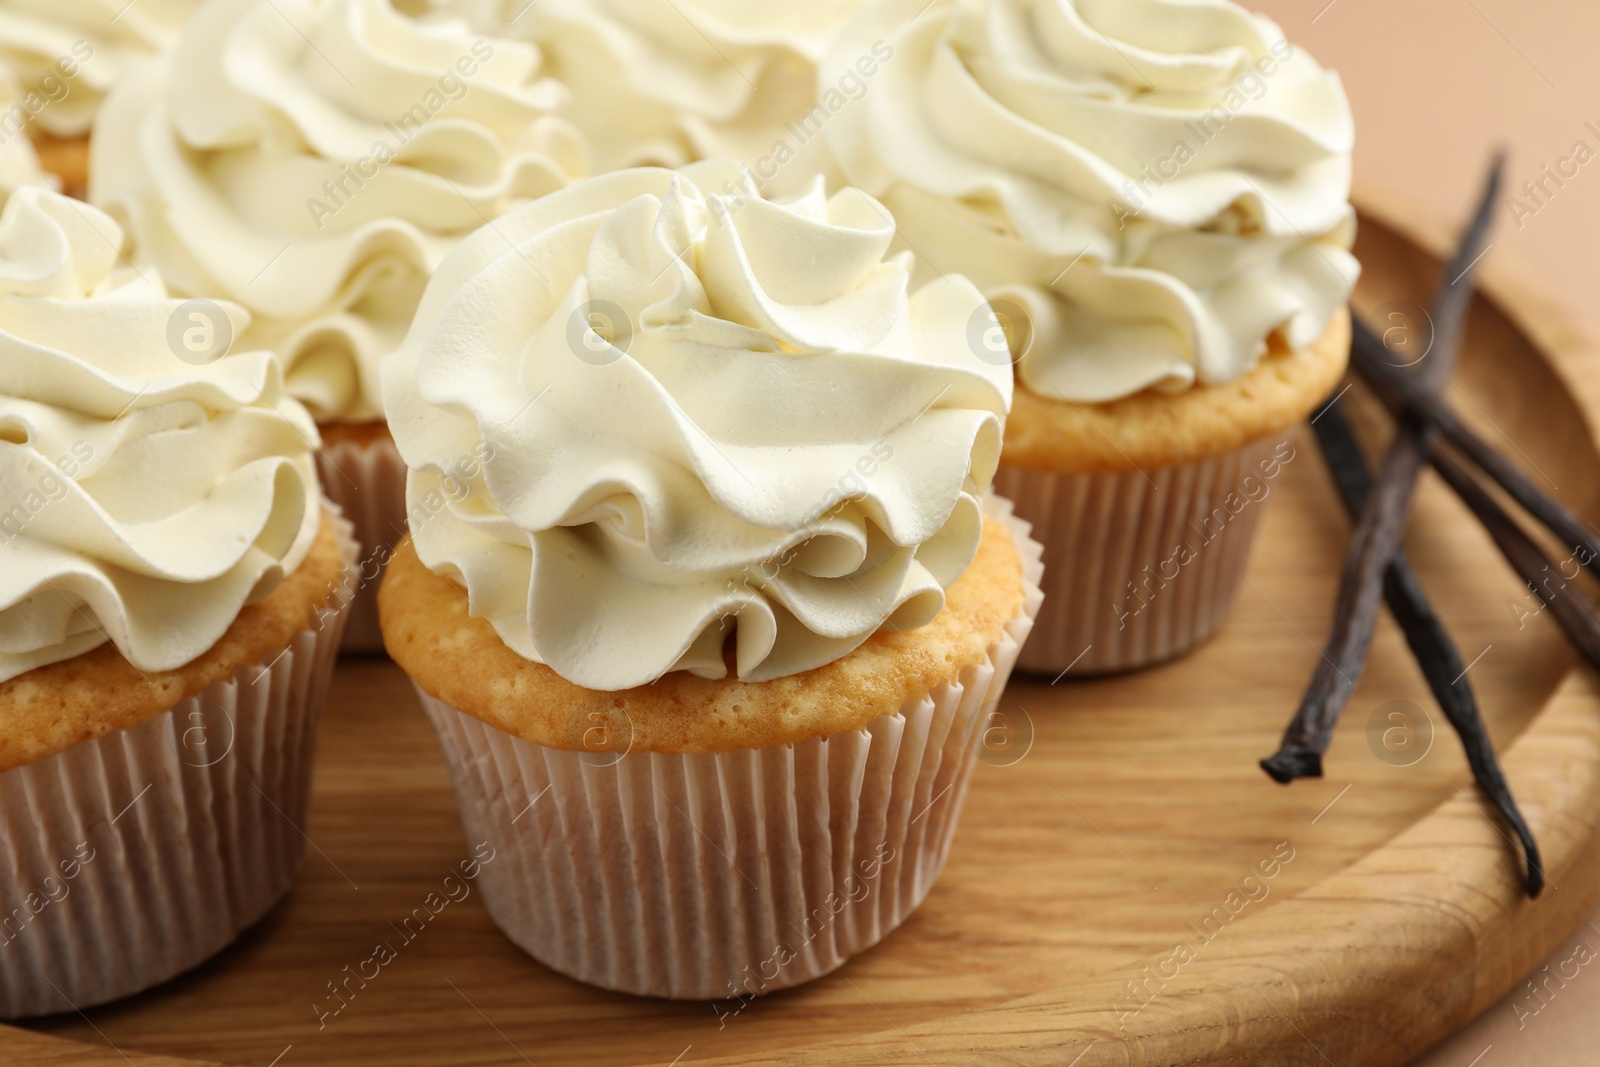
[1252,1,1600,1062]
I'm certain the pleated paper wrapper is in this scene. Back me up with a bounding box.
[0,516,357,1018]
[992,435,1288,676]
[316,434,406,654]
[416,499,1043,1000]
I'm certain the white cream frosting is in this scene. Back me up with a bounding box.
[383,160,1012,692]
[824,0,1360,403]
[520,0,872,198]
[0,138,42,199]
[89,0,587,424]
[0,0,200,137]
[0,75,46,196]
[0,187,321,683]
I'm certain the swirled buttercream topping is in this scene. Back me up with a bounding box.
[89,0,587,423]
[0,187,320,683]
[825,0,1359,402]
[515,0,871,197]
[0,0,200,137]
[383,160,1011,691]
[0,74,46,196]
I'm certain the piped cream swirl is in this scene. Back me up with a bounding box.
[519,0,870,197]
[0,187,320,683]
[0,73,46,196]
[383,160,1011,692]
[90,0,587,423]
[824,0,1359,402]
[0,0,200,137]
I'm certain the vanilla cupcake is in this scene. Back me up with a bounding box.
[825,0,1358,674]
[0,188,354,1017]
[0,0,201,195]
[89,0,587,650]
[511,0,871,197]
[380,160,1040,999]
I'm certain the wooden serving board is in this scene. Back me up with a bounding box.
[12,188,1600,1067]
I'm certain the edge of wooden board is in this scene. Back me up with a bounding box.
[7,183,1600,1067]
[662,669,1600,1067]
[640,181,1600,1067]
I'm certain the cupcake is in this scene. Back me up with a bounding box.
[89,0,587,650]
[380,160,1040,998]
[0,0,201,196]
[824,0,1358,674]
[514,0,871,197]
[0,188,354,1017]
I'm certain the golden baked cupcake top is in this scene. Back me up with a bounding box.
[0,512,346,772]
[0,188,322,687]
[381,514,1024,753]
[1004,308,1350,474]
[381,160,1014,694]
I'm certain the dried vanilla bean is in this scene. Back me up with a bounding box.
[1350,316,1600,577]
[1262,154,1503,783]
[1307,397,1545,896]
[1431,444,1600,674]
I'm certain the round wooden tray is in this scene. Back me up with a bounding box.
[13,188,1600,1067]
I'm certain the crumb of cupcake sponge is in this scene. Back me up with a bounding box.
[1004,308,1350,474]
[380,515,1028,754]
[0,511,352,772]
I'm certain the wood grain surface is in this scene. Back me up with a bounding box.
[8,196,1600,1066]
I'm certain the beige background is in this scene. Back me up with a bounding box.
[1251,0,1600,1061]
[1256,0,1600,339]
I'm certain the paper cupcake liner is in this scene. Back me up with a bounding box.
[992,436,1289,676]
[315,433,406,654]
[0,516,357,1019]
[415,499,1042,1000]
